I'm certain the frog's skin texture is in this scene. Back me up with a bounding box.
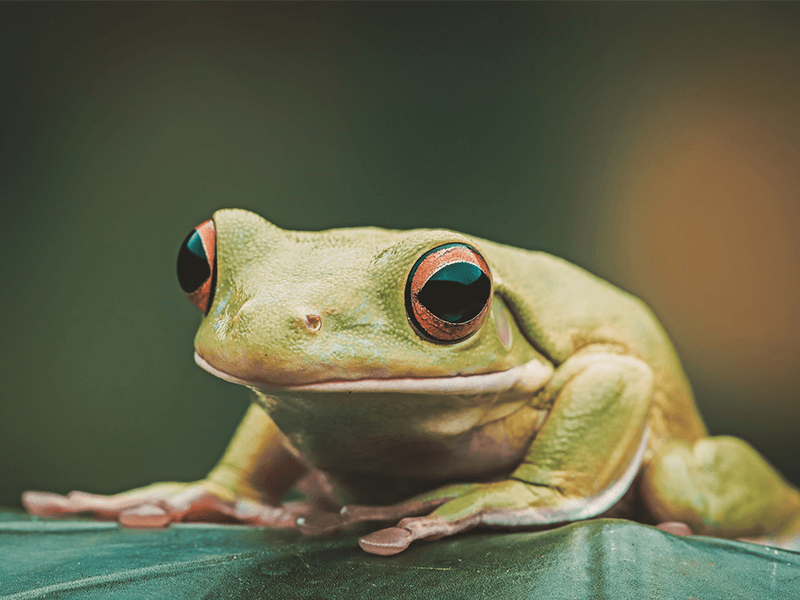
[24,209,800,555]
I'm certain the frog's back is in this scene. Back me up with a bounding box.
[478,238,707,451]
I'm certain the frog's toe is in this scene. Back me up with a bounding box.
[154,485,303,529]
[238,500,307,529]
[358,527,414,555]
[119,504,171,528]
[359,514,482,555]
[147,486,238,524]
[22,488,180,519]
[297,498,449,536]
[295,504,407,535]
[22,491,76,517]
[655,521,694,536]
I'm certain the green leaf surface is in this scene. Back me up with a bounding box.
[1,509,798,599]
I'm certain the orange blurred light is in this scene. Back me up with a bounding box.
[607,86,800,398]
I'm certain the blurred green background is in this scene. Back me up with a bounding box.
[2,3,798,509]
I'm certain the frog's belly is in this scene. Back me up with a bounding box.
[258,390,550,482]
[295,421,531,480]
[297,409,548,505]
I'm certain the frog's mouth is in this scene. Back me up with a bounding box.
[194,352,553,395]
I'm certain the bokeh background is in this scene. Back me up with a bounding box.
[2,3,798,509]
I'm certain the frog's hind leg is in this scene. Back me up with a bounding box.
[641,436,800,550]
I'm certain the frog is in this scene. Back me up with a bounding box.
[23,208,800,555]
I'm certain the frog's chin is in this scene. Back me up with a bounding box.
[194,352,553,396]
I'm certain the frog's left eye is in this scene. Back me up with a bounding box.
[177,219,216,314]
[406,243,492,343]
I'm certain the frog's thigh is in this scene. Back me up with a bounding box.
[434,350,654,524]
[642,436,800,539]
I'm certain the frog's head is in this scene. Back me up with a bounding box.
[177,209,551,476]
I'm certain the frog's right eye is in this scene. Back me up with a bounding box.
[177,219,216,314]
[406,243,492,343]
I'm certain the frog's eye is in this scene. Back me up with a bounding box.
[177,219,216,314]
[406,243,492,343]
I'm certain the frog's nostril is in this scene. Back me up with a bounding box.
[304,314,322,332]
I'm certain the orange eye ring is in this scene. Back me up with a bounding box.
[177,219,216,314]
[405,243,492,343]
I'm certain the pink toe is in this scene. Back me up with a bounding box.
[21,491,71,516]
[359,527,414,556]
[119,504,171,528]
[656,521,693,536]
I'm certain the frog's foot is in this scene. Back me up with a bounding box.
[22,481,308,529]
[357,515,698,557]
[300,480,579,555]
[642,436,800,546]
[353,480,560,555]
[293,482,480,539]
[295,498,449,537]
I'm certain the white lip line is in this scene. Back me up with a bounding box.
[194,352,553,394]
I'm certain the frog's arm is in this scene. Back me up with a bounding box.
[205,403,308,503]
[23,404,316,527]
[345,347,654,555]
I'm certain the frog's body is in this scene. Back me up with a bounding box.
[23,209,800,555]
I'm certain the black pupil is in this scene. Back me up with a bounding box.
[418,262,490,323]
[177,229,211,293]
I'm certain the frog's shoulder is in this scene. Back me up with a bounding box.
[477,237,705,446]
[474,237,670,367]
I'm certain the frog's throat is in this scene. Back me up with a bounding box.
[194,353,553,395]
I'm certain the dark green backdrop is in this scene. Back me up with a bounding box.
[2,3,799,510]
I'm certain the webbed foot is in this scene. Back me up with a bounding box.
[22,481,308,529]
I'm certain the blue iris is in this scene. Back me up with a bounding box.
[186,231,206,259]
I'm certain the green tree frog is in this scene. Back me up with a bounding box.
[24,209,800,555]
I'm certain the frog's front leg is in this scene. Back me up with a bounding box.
[24,404,333,528]
[642,436,800,550]
[349,349,655,555]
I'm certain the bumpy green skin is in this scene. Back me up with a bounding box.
[21,208,800,554]
[193,209,800,550]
